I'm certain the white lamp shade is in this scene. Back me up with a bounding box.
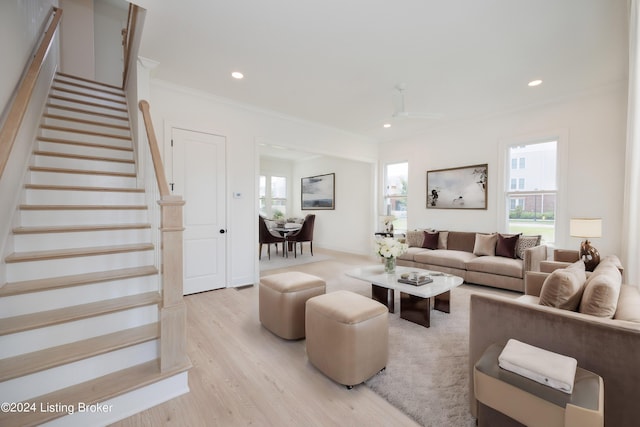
[570,218,602,238]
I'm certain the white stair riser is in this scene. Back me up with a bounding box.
[34,154,136,174]
[19,209,149,227]
[0,275,158,319]
[40,128,132,149]
[43,117,131,138]
[24,189,145,205]
[47,98,128,119]
[52,80,125,102]
[29,170,137,187]
[37,140,134,161]
[50,89,127,111]
[0,306,158,359]
[54,75,124,94]
[6,250,154,282]
[45,105,130,128]
[0,340,158,403]
[14,228,151,252]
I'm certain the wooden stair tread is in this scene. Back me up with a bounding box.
[56,71,124,91]
[48,94,128,113]
[45,103,129,122]
[52,78,126,98]
[51,86,127,105]
[0,358,191,427]
[0,265,158,296]
[37,136,133,151]
[29,165,136,177]
[43,113,130,130]
[40,124,132,141]
[5,242,154,264]
[13,223,151,234]
[18,204,147,210]
[33,150,135,164]
[0,323,159,382]
[24,184,143,192]
[0,291,160,335]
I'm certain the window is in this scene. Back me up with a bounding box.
[259,175,287,219]
[506,140,557,243]
[384,162,408,232]
[511,158,517,169]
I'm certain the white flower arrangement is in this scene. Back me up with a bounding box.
[374,237,408,259]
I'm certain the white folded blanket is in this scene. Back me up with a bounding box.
[498,339,577,394]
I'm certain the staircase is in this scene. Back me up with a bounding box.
[0,73,185,426]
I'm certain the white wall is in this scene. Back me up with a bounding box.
[59,0,95,79]
[0,0,58,121]
[147,80,377,286]
[378,83,627,257]
[292,156,375,255]
[94,0,126,86]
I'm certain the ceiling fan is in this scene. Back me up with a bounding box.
[391,83,443,120]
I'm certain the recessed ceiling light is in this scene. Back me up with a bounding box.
[528,79,543,87]
[231,71,244,79]
[383,123,391,128]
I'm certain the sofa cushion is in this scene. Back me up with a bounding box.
[466,256,524,278]
[516,235,541,259]
[496,233,520,258]
[414,249,477,270]
[446,231,477,252]
[614,285,640,323]
[473,233,497,256]
[578,259,622,318]
[405,230,428,248]
[422,231,439,249]
[539,260,586,311]
[397,246,427,262]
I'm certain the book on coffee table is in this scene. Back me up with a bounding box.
[398,276,433,286]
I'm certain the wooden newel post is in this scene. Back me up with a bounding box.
[158,195,187,372]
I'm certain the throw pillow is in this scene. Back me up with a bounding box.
[473,233,497,256]
[422,231,439,249]
[516,235,541,259]
[539,261,586,311]
[579,260,622,318]
[405,230,427,248]
[437,231,449,250]
[496,233,520,258]
[613,285,640,323]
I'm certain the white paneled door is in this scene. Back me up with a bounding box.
[170,128,226,294]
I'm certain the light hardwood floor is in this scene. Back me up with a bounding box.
[113,249,420,427]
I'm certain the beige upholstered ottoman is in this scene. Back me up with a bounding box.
[305,290,388,388]
[259,271,326,340]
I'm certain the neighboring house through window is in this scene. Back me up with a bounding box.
[384,162,408,232]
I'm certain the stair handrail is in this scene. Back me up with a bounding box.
[122,3,139,89]
[0,6,62,179]
[138,100,171,197]
[138,99,189,372]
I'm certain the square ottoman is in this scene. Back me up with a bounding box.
[259,271,326,339]
[305,290,388,388]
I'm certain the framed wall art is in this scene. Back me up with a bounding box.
[426,164,487,209]
[301,173,335,210]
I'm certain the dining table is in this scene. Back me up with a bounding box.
[271,225,302,257]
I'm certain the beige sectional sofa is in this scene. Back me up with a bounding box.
[469,255,640,427]
[397,230,547,292]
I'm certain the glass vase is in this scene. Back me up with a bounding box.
[384,256,396,274]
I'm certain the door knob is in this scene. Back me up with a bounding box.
[219,229,226,234]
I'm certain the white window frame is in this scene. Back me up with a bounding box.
[498,129,569,249]
[383,161,408,233]
[260,174,288,219]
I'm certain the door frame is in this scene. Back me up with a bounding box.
[164,120,230,289]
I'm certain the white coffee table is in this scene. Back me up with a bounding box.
[345,265,464,328]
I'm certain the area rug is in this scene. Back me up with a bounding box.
[259,252,333,272]
[364,285,507,427]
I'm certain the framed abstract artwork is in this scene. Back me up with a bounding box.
[301,173,335,210]
[426,164,487,209]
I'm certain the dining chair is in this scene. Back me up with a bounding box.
[259,215,285,260]
[289,214,315,257]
